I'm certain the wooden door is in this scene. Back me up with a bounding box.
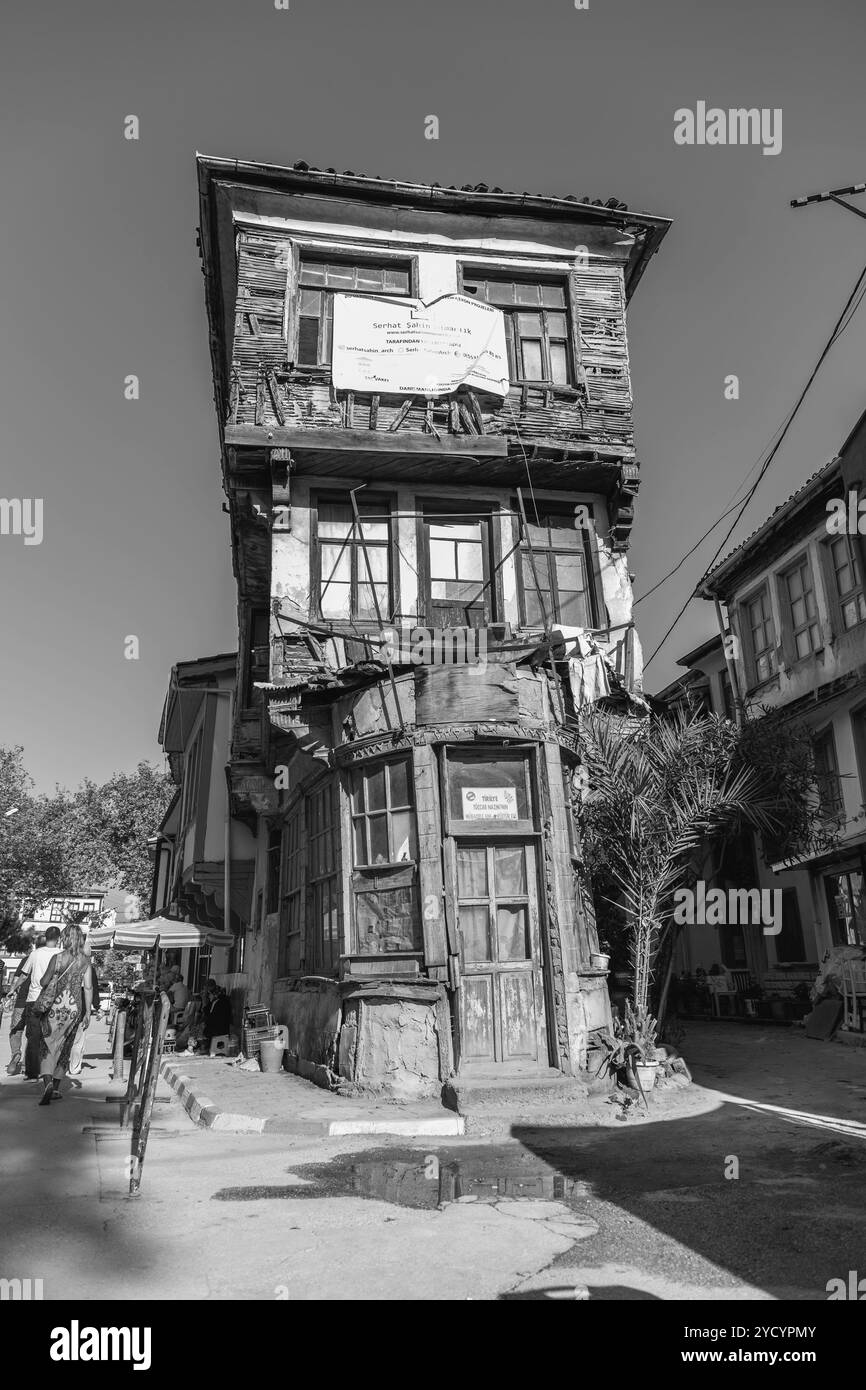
[456,841,547,1068]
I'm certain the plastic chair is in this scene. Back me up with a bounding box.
[209,1034,230,1057]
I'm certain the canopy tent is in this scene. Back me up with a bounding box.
[87,916,235,951]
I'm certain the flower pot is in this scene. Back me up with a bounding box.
[590,952,610,971]
[634,1062,658,1095]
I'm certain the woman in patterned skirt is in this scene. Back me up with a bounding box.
[35,923,93,1106]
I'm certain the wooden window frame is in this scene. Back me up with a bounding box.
[310,489,398,628]
[278,800,305,978]
[820,534,866,636]
[416,498,503,629]
[458,263,584,391]
[441,744,539,839]
[813,726,844,821]
[739,583,777,690]
[776,552,821,665]
[305,778,342,975]
[512,499,602,630]
[348,756,422,958]
[288,248,418,373]
[245,607,270,706]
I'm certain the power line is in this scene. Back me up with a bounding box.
[643,253,866,671]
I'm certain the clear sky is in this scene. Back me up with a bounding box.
[2,0,865,793]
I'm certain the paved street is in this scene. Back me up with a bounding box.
[2,1017,865,1301]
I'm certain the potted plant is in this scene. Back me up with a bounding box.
[594,1001,659,1105]
[590,939,611,971]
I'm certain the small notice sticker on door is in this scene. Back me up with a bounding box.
[461,787,518,820]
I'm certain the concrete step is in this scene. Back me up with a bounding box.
[443,1067,590,1114]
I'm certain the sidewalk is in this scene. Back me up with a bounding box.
[160,1056,465,1136]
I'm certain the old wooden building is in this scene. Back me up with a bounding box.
[196,154,670,1099]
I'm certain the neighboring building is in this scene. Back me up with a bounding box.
[150,653,257,992]
[22,890,107,937]
[654,634,735,723]
[661,409,866,1012]
[196,154,670,1097]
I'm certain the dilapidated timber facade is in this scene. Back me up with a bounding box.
[196,155,670,1099]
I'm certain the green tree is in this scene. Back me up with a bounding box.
[576,707,824,1024]
[0,751,173,948]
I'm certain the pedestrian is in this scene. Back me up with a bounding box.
[32,923,93,1106]
[4,957,34,1075]
[67,955,98,1083]
[19,926,61,1079]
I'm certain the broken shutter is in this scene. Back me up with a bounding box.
[567,269,588,396]
[776,574,795,668]
[818,539,842,638]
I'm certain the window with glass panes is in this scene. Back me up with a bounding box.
[315,495,391,622]
[457,844,533,965]
[350,758,421,954]
[517,507,597,628]
[461,276,571,384]
[265,826,281,915]
[296,260,411,367]
[780,557,821,659]
[350,758,417,867]
[744,587,776,684]
[279,805,304,976]
[813,728,844,819]
[827,536,866,630]
[424,515,490,626]
[307,780,341,972]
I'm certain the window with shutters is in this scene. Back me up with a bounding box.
[515,504,600,628]
[296,258,411,368]
[312,492,393,624]
[778,555,821,661]
[741,585,777,687]
[278,804,304,977]
[813,728,844,821]
[306,780,342,973]
[825,535,866,631]
[461,275,572,384]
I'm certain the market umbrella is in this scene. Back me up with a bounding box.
[87,916,235,951]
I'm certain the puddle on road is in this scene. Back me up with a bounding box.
[212,1144,592,1211]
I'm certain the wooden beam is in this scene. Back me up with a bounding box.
[224,424,508,456]
[388,398,415,433]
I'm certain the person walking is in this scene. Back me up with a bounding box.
[67,955,98,1082]
[19,926,61,1078]
[33,923,93,1106]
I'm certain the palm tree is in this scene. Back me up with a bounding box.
[578,707,782,1021]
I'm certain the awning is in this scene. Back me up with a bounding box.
[87,916,235,951]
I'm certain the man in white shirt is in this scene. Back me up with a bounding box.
[21,925,61,1078]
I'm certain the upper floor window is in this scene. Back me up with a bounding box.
[825,535,866,631]
[297,259,410,368]
[516,505,599,629]
[422,509,493,627]
[462,276,571,385]
[742,586,776,686]
[246,609,270,705]
[778,555,821,661]
[314,494,392,623]
[180,725,203,828]
[813,727,844,820]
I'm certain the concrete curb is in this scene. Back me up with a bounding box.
[159,1061,465,1137]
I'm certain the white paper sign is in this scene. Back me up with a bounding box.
[331,293,509,398]
[461,787,519,821]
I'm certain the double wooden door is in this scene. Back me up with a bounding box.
[455,840,547,1068]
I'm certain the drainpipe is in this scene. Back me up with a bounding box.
[224,686,233,943]
[713,595,744,729]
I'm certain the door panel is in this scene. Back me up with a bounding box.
[456,840,546,1069]
[462,975,496,1063]
[498,970,539,1062]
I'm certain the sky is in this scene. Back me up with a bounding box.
[1,0,865,793]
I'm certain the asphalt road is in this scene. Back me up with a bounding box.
[2,1016,865,1300]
